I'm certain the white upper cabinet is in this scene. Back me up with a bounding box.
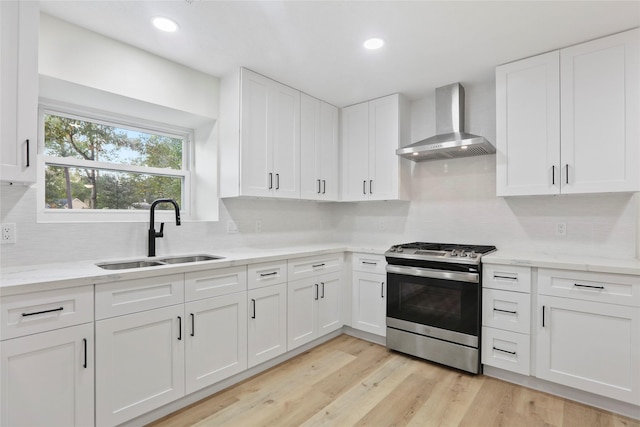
[300,93,339,200]
[496,28,639,196]
[0,1,38,184]
[220,68,300,198]
[341,93,410,201]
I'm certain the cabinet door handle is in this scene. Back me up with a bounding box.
[574,283,605,290]
[22,306,63,317]
[276,173,280,190]
[251,299,256,319]
[268,173,273,189]
[370,180,373,194]
[565,164,569,184]
[321,282,325,299]
[260,271,278,277]
[493,274,517,281]
[83,338,88,369]
[493,308,517,315]
[26,139,30,167]
[551,165,555,185]
[381,282,385,298]
[314,283,319,300]
[177,316,182,340]
[542,306,546,327]
[322,180,326,194]
[363,180,367,195]
[493,346,516,356]
[317,179,321,194]
[190,313,195,337]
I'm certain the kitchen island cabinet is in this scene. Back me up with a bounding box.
[496,28,640,196]
[0,0,38,184]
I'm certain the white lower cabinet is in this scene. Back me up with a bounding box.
[351,271,386,336]
[96,304,185,427]
[247,283,287,368]
[287,271,341,350]
[185,292,247,394]
[0,323,94,427]
[536,295,640,404]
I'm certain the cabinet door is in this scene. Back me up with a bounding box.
[368,94,400,201]
[270,80,300,199]
[537,295,640,404]
[319,101,339,200]
[496,51,560,196]
[287,277,318,350]
[185,292,247,394]
[352,271,386,336]
[560,29,640,194]
[1,323,94,427]
[96,305,185,427]
[247,283,287,368]
[300,93,322,200]
[0,1,38,184]
[318,271,342,336]
[240,69,272,197]
[341,102,370,201]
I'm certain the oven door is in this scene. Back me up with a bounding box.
[386,265,480,339]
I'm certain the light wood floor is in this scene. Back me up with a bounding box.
[148,335,639,427]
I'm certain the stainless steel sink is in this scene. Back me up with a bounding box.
[96,254,224,270]
[158,255,224,264]
[96,260,166,270]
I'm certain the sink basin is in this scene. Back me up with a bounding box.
[96,254,224,270]
[158,255,224,264]
[96,260,165,270]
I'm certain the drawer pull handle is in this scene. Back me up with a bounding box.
[22,307,64,317]
[362,261,377,266]
[493,274,517,281]
[493,308,517,315]
[312,263,326,268]
[493,346,516,356]
[83,338,88,369]
[260,272,278,277]
[573,283,605,290]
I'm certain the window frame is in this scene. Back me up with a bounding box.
[37,102,194,223]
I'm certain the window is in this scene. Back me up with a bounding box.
[38,106,192,221]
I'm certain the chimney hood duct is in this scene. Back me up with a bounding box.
[396,83,495,162]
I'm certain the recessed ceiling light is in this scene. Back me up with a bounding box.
[152,17,178,33]
[363,38,385,50]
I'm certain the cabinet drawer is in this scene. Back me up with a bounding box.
[95,274,184,320]
[1,286,93,340]
[482,288,531,334]
[288,254,343,280]
[481,327,530,376]
[483,265,531,293]
[352,253,386,274]
[247,261,288,290]
[538,268,640,307]
[185,266,247,301]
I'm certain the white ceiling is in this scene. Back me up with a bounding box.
[39,1,640,107]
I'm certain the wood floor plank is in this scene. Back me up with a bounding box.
[147,335,640,427]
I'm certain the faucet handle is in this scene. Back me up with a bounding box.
[156,222,165,238]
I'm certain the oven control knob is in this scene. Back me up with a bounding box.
[459,250,467,257]
[450,249,458,257]
[468,251,476,258]
[397,246,404,253]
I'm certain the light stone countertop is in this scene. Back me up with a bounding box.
[0,244,388,296]
[483,250,640,276]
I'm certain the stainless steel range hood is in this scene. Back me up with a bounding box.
[396,83,495,162]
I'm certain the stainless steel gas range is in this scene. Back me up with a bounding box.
[384,242,496,374]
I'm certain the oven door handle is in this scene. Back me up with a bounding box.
[386,265,479,284]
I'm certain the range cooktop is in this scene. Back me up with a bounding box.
[385,242,497,265]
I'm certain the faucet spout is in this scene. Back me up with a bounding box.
[148,198,181,257]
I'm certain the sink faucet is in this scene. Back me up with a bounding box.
[148,198,181,257]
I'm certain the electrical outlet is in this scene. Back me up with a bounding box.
[226,220,238,234]
[1,223,16,244]
[556,222,567,236]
